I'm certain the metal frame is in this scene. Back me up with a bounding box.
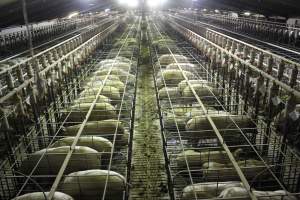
[0,16,118,97]
[0,15,141,200]
[168,14,300,90]
[0,12,114,59]
[172,10,300,48]
[147,14,300,199]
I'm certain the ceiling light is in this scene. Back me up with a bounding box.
[68,12,79,19]
[244,12,251,16]
[118,0,126,4]
[119,0,138,8]
[128,0,138,7]
[147,0,159,8]
[147,0,167,8]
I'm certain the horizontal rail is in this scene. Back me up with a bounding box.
[47,18,139,200]
[0,21,119,104]
[0,18,117,98]
[168,18,300,99]
[202,13,300,31]
[149,18,259,200]
[149,15,300,200]
[169,14,300,69]
[0,18,106,64]
[0,17,115,75]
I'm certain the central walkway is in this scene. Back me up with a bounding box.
[129,21,170,200]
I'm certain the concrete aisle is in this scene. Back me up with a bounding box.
[129,22,170,200]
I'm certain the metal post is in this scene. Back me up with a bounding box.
[21,0,34,57]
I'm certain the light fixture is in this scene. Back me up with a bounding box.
[128,0,138,7]
[244,11,251,16]
[105,8,110,12]
[68,12,79,19]
[118,0,138,8]
[147,0,167,8]
[118,0,126,5]
[147,0,159,8]
[214,9,220,13]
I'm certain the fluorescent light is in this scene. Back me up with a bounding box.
[147,0,160,8]
[118,0,126,4]
[148,0,168,8]
[214,9,219,13]
[128,0,138,8]
[244,12,251,16]
[68,12,79,19]
[119,0,138,8]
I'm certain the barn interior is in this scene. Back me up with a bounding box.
[0,0,300,199]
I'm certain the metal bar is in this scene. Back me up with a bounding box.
[166,16,300,198]
[169,19,300,98]
[0,22,118,104]
[150,18,259,200]
[0,18,114,76]
[12,22,119,199]
[102,18,141,200]
[21,0,34,57]
[169,14,300,68]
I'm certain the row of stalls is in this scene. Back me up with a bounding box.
[0,13,110,58]
[0,16,117,168]
[147,15,300,199]
[168,14,300,155]
[0,15,140,200]
[172,10,300,47]
[0,17,116,96]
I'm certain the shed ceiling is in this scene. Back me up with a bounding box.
[0,0,299,28]
[192,0,300,17]
[0,0,114,28]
